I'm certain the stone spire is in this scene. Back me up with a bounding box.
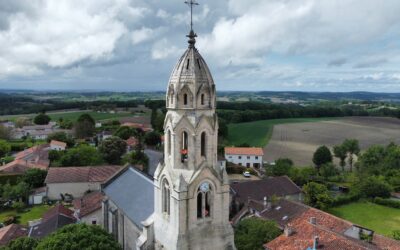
[185,0,199,47]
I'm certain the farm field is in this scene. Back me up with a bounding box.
[226,117,337,147]
[264,117,400,166]
[0,110,136,122]
[328,201,400,237]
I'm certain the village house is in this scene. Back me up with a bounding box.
[45,165,121,200]
[28,186,47,205]
[225,147,264,168]
[73,191,104,226]
[0,224,28,246]
[121,122,153,132]
[0,144,50,175]
[50,140,67,151]
[126,136,139,152]
[13,123,70,140]
[29,204,75,239]
[230,176,303,214]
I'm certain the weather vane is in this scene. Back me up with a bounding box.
[184,0,199,31]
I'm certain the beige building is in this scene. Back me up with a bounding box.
[45,166,121,200]
[102,19,235,250]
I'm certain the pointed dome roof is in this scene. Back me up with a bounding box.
[167,32,215,96]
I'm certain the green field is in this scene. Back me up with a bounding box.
[328,201,400,237]
[0,205,53,225]
[0,110,135,122]
[226,117,336,147]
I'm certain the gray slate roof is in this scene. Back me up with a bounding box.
[103,166,154,229]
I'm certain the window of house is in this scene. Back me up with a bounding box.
[238,156,242,159]
[247,156,250,159]
[197,182,212,219]
[91,220,97,225]
[246,163,250,167]
[184,94,188,105]
[255,156,258,160]
[201,94,205,105]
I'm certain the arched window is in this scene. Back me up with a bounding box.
[181,131,188,163]
[197,182,212,219]
[201,132,206,157]
[167,130,172,155]
[162,179,170,215]
[201,94,204,105]
[184,94,188,105]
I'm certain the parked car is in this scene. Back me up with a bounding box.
[243,171,251,178]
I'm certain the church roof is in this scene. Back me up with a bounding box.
[103,166,154,229]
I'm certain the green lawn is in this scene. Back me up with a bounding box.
[0,205,53,225]
[0,110,134,122]
[328,201,400,237]
[226,117,337,147]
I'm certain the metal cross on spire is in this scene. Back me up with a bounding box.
[185,0,199,32]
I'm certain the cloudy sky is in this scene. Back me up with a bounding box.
[0,0,400,92]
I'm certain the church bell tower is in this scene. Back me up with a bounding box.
[153,1,235,249]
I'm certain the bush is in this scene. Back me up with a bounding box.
[331,193,360,207]
[373,197,400,209]
[355,176,392,198]
[268,158,293,176]
[303,182,333,210]
[3,216,15,225]
[5,236,38,250]
[11,201,25,212]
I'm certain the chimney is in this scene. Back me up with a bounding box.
[313,236,319,250]
[284,225,294,237]
[310,217,317,225]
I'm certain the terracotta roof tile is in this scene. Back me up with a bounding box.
[225,147,264,156]
[73,191,104,217]
[42,204,75,221]
[50,140,67,148]
[0,224,28,246]
[126,137,139,146]
[45,166,121,184]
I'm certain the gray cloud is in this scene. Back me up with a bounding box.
[354,58,388,68]
[328,58,347,67]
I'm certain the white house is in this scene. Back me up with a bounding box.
[45,165,121,200]
[224,147,264,168]
[50,140,67,151]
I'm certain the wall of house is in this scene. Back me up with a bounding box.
[46,182,100,200]
[81,209,103,226]
[50,145,64,151]
[225,154,263,168]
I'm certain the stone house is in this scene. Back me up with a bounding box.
[45,165,121,200]
[73,191,104,226]
[50,140,67,151]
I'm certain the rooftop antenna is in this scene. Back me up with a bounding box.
[184,0,199,47]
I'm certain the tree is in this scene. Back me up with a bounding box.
[22,169,48,188]
[122,150,149,171]
[303,182,333,210]
[60,144,103,166]
[333,144,347,172]
[114,126,135,140]
[47,131,74,147]
[218,118,228,139]
[270,158,293,176]
[0,140,11,158]
[319,163,338,180]
[35,224,121,250]
[0,124,12,140]
[144,131,161,146]
[234,217,281,250]
[289,167,318,186]
[355,176,392,198]
[34,113,51,125]
[74,114,95,139]
[99,137,127,164]
[4,236,38,250]
[15,117,31,128]
[343,139,360,172]
[312,145,332,171]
